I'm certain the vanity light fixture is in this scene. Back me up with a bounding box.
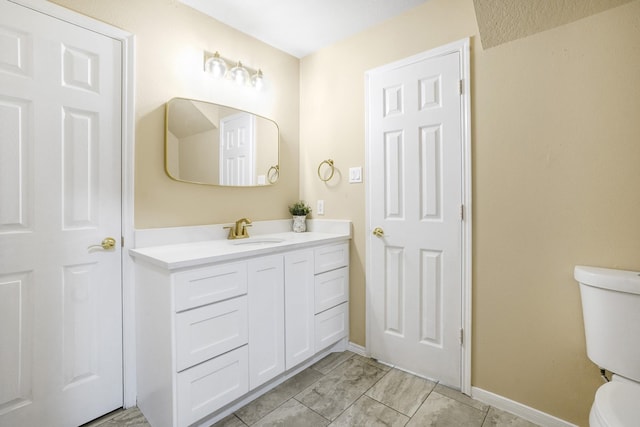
[204,51,264,90]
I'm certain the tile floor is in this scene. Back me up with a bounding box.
[89,351,539,427]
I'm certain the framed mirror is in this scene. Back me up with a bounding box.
[165,97,280,186]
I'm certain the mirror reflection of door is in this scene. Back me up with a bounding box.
[219,112,256,186]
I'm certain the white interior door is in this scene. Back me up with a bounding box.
[367,49,464,388]
[219,112,255,186]
[0,2,123,426]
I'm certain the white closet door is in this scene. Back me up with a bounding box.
[0,2,123,426]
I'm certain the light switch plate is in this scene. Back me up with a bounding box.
[349,167,362,183]
[317,200,324,215]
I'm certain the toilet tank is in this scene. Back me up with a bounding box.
[574,266,640,382]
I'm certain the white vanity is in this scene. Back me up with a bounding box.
[129,220,351,427]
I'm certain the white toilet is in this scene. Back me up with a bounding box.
[574,266,640,427]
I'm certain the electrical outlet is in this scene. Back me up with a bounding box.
[317,200,324,215]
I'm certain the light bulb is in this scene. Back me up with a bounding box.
[204,52,227,78]
[251,69,264,90]
[230,61,249,85]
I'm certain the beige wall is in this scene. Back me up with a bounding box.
[300,0,640,425]
[50,0,300,228]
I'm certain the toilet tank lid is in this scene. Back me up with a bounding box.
[574,266,640,295]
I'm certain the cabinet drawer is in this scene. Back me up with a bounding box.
[315,302,349,352]
[177,345,248,427]
[314,242,349,274]
[175,296,248,371]
[174,262,247,312]
[314,266,349,314]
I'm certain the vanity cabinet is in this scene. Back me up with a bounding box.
[133,238,349,427]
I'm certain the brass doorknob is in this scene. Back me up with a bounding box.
[88,237,116,250]
[372,227,385,237]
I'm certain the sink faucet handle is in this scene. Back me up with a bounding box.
[223,225,236,239]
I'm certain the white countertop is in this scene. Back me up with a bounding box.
[129,220,351,270]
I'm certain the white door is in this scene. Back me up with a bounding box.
[0,2,123,426]
[367,49,464,387]
[219,112,255,186]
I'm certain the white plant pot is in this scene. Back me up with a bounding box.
[292,215,307,232]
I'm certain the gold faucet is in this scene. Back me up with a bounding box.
[224,218,252,239]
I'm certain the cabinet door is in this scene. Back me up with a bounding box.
[284,250,315,369]
[248,255,284,389]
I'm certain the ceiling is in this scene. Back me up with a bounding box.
[178,0,429,58]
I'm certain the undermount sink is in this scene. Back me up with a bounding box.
[231,237,286,246]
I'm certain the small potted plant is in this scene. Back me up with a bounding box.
[288,200,311,232]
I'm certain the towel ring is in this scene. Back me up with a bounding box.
[317,159,335,182]
[267,165,279,184]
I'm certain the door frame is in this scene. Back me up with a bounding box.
[9,0,137,407]
[364,38,472,394]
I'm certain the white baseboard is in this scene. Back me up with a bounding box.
[471,387,578,427]
[347,341,367,356]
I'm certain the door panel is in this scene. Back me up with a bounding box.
[0,96,31,233]
[0,2,123,426]
[0,270,33,415]
[368,51,463,387]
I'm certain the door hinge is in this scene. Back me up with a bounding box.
[460,204,464,220]
[459,79,464,95]
[459,328,464,345]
